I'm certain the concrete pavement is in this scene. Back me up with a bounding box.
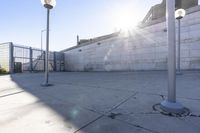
[0,71,200,133]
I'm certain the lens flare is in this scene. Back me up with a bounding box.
[113,8,140,31]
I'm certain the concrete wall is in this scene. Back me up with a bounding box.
[0,43,11,72]
[64,6,200,71]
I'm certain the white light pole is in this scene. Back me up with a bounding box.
[41,0,56,87]
[175,9,186,75]
[160,0,185,114]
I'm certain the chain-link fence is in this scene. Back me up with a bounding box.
[13,45,31,72]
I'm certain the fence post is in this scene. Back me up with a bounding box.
[9,42,14,73]
[30,47,33,72]
[53,52,56,71]
[43,51,45,72]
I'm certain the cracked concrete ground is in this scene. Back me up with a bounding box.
[0,71,200,133]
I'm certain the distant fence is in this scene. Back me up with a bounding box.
[0,42,64,73]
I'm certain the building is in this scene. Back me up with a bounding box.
[142,0,198,24]
[63,3,200,72]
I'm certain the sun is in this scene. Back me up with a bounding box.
[113,8,140,31]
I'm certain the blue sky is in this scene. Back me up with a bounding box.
[0,0,164,51]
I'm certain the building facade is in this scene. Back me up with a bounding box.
[64,6,200,71]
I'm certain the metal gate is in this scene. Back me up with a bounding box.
[13,44,56,72]
[0,42,64,73]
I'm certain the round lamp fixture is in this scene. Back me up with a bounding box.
[41,0,56,9]
[175,9,186,19]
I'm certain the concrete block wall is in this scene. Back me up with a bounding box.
[64,6,200,71]
[0,43,11,72]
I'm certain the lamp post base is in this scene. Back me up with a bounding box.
[160,100,185,114]
[41,83,53,87]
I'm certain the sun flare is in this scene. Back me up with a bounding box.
[113,8,140,31]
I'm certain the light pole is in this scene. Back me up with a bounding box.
[160,0,185,114]
[41,29,46,53]
[41,0,56,87]
[175,9,186,75]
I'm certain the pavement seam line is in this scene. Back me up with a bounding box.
[104,92,160,133]
[0,91,25,98]
[115,118,160,133]
[55,82,200,101]
[109,92,138,112]
[136,91,200,101]
[72,92,138,133]
[73,115,104,133]
[57,82,135,93]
